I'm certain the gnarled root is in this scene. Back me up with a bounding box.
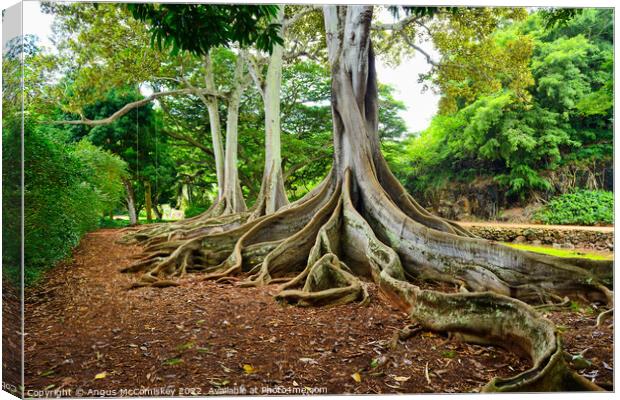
[119,166,610,391]
[267,170,609,391]
[276,253,369,306]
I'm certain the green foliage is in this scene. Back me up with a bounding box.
[2,34,130,286]
[98,218,132,229]
[73,139,128,213]
[2,117,23,284]
[184,205,209,219]
[127,4,283,55]
[394,9,613,203]
[19,121,125,285]
[69,87,178,214]
[533,190,613,226]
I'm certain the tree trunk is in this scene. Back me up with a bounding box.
[179,183,191,211]
[144,181,153,222]
[204,51,226,200]
[122,178,138,225]
[119,6,611,393]
[152,195,163,220]
[221,53,248,214]
[251,5,288,218]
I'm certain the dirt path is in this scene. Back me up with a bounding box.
[458,221,614,232]
[23,229,613,396]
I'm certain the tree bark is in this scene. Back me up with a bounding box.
[122,178,138,225]
[221,52,248,214]
[203,51,226,200]
[247,5,289,219]
[119,6,611,393]
[144,181,153,222]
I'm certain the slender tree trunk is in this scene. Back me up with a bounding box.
[144,181,153,222]
[204,51,225,200]
[122,178,138,225]
[180,183,191,211]
[152,198,163,220]
[221,53,248,213]
[246,6,288,219]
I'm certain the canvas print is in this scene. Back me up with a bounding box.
[2,1,614,397]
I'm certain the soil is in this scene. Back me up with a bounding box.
[22,229,613,396]
[2,278,22,397]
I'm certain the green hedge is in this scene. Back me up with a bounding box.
[184,204,209,218]
[534,190,613,226]
[3,121,127,286]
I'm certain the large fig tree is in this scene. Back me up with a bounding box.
[121,5,612,392]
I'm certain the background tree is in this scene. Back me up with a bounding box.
[64,87,173,224]
[391,9,613,208]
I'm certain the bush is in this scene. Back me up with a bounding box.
[534,190,613,225]
[2,120,128,286]
[184,204,209,219]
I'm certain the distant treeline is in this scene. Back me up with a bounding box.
[385,9,613,207]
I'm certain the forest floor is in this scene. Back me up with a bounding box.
[23,229,614,396]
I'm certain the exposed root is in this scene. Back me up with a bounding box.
[389,323,423,349]
[596,308,613,327]
[534,297,572,312]
[118,167,611,391]
[276,253,369,306]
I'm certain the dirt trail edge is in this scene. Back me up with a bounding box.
[24,229,612,395]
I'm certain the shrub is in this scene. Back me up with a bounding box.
[534,190,613,225]
[184,204,209,219]
[2,120,128,286]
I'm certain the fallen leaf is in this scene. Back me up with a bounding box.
[243,364,257,374]
[176,341,195,351]
[394,376,410,382]
[351,372,362,383]
[163,358,183,366]
[94,372,107,380]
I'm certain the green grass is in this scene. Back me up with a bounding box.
[503,243,612,260]
[98,217,174,228]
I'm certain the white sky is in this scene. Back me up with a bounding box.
[21,1,439,133]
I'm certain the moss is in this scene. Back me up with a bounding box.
[503,243,612,261]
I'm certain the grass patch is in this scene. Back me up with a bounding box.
[98,217,174,229]
[503,243,612,260]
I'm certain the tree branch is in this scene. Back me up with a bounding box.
[400,32,438,66]
[371,14,420,31]
[246,54,266,98]
[283,5,321,30]
[162,128,214,158]
[47,88,225,126]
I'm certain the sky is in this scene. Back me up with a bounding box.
[20,1,440,134]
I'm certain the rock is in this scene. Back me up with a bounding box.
[513,235,527,243]
[531,240,542,246]
[561,243,575,250]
